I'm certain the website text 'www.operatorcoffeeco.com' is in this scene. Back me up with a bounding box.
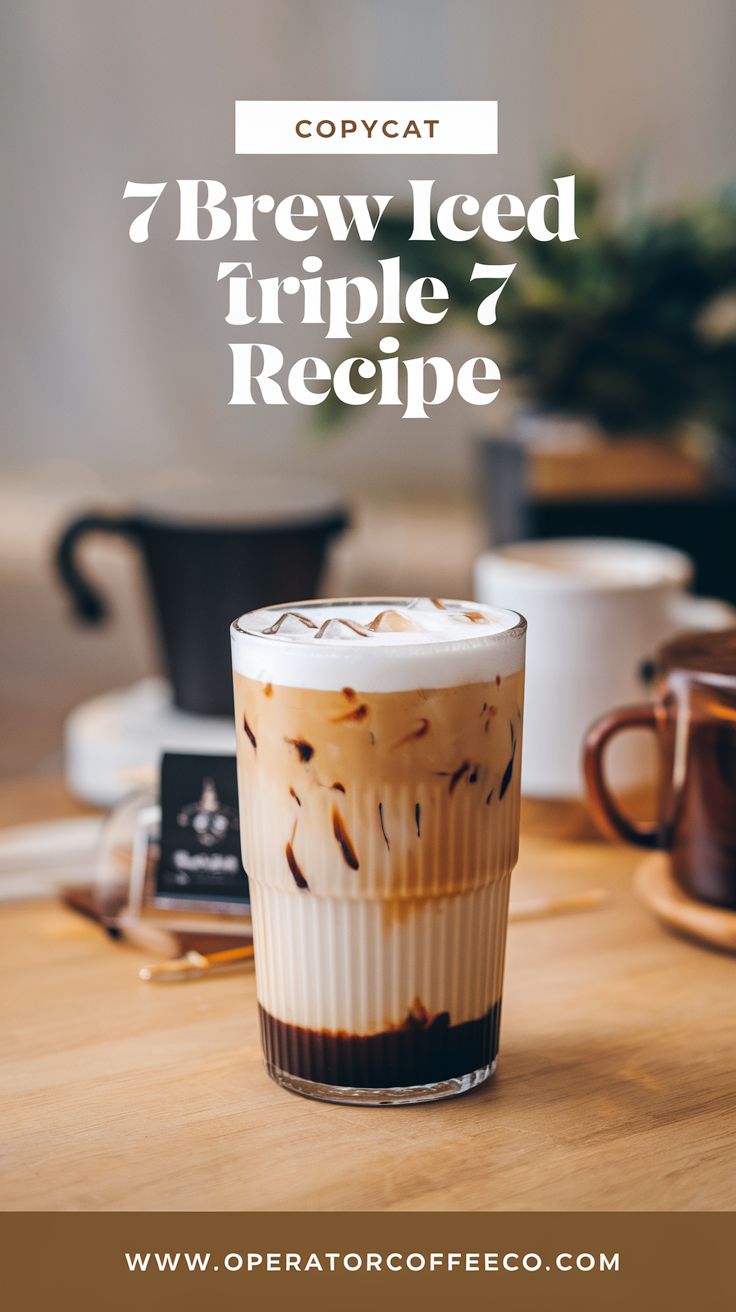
[124,1248,620,1277]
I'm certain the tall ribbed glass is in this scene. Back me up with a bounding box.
[231,598,526,1104]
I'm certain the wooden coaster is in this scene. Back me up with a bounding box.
[634,853,736,954]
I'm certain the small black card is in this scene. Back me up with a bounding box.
[155,752,249,913]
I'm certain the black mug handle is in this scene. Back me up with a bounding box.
[320,510,350,540]
[54,512,139,624]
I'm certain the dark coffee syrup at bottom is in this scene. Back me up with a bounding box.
[259,1001,501,1089]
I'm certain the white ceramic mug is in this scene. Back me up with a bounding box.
[474,538,736,799]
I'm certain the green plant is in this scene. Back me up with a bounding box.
[322,168,736,435]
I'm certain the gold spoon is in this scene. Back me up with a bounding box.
[139,942,254,983]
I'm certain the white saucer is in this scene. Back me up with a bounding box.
[65,678,235,807]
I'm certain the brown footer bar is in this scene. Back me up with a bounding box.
[1,1212,731,1312]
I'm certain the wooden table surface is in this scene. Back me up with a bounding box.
[1,781,735,1212]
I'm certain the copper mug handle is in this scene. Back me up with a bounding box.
[583,705,661,849]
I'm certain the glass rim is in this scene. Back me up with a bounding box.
[231,596,527,649]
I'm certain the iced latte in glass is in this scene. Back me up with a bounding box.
[231,598,526,1104]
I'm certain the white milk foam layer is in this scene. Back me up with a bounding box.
[231,598,525,691]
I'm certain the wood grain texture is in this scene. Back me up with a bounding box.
[1,790,735,1212]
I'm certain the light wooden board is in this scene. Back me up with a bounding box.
[635,853,736,953]
[1,791,735,1212]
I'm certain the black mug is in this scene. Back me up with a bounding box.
[55,493,348,718]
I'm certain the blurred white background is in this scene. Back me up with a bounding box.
[2,0,735,774]
[3,0,735,493]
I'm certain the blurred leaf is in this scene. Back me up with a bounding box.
[321,164,736,437]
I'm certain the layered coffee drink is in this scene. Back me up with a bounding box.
[231,598,526,1104]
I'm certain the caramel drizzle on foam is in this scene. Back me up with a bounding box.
[260,601,489,645]
[314,609,423,640]
[315,617,370,640]
[431,597,486,624]
[262,611,318,635]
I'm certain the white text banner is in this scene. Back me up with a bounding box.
[235,101,498,155]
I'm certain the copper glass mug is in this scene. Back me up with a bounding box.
[584,629,736,910]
